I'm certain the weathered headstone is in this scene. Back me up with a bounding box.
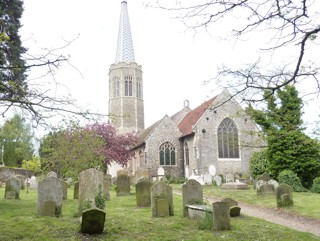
[276,184,293,208]
[212,201,230,231]
[116,174,131,196]
[157,167,165,180]
[203,174,212,185]
[104,174,112,201]
[257,183,275,196]
[135,179,152,207]
[30,176,38,190]
[134,168,149,184]
[225,174,234,183]
[182,179,203,217]
[47,171,58,178]
[74,181,79,199]
[262,172,271,182]
[38,176,64,216]
[5,176,21,199]
[151,181,174,217]
[81,208,106,234]
[213,176,222,186]
[79,168,105,211]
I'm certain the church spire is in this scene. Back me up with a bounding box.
[115,1,135,63]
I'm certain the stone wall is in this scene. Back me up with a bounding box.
[0,167,34,182]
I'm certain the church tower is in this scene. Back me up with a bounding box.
[109,1,144,134]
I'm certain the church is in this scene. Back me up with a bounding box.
[108,1,262,180]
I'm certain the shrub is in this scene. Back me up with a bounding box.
[278,170,307,192]
[310,177,320,193]
[249,149,269,180]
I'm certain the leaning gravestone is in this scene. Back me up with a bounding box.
[225,174,234,183]
[151,181,174,217]
[116,174,131,196]
[5,176,21,199]
[276,184,293,208]
[81,208,106,234]
[79,168,105,210]
[182,179,203,217]
[213,176,222,186]
[212,201,230,231]
[136,179,152,207]
[38,176,64,216]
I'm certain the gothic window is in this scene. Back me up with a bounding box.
[113,77,120,97]
[136,79,142,98]
[159,142,176,166]
[124,76,133,96]
[184,142,189,166]
[218,118,239,158]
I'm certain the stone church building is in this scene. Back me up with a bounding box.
[108,1,262,179]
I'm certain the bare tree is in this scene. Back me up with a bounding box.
[149,0,320,103]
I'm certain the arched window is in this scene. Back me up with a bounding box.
[113,77,120,97]
[159,142,176,166]
[218,118,239,158]
[184,142,189,166]
[124,76,133,96]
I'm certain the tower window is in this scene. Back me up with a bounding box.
[218,117,239,158]
[125,76,133,96]
[159,142,176,166]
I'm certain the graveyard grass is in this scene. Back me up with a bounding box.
[0,186,319,241]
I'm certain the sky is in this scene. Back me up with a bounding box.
[19,0,320,136]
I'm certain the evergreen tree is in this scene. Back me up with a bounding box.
[247,86,320,188]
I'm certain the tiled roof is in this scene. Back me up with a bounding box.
[177,96,217,137]
[115,1,135,63]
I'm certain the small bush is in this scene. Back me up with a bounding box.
[278,170,307,192]
[95,184,106,210]
[310,177,320,193]
[249,150,269,180]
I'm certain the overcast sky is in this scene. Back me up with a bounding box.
[20,0,320,135]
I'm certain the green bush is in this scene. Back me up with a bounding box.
[310,177,320,193]
[249,149,269,180]
[278,170,307,192]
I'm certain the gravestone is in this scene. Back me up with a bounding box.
[208,165,216,176]
[262,172,271,182]
[151,181,174,217]
[47,171,58,178]
[135,179,152,207]
[15,175,25,190]
[134,168,149,183]
[212,201,230,231]
[104,174,112,201]
[276,184,293,207]
[213,176,222,186]
[63,181,68,200]
[225,174,234,183]
[74,181,79,199]
[157,167,165,180]
[81,208,106,234]
[257,183,275,196]
[221,198,241,217]
[268,179,279,190]
[79,168,105,211]
[30,176,38,190]
[5,176,21,199]
[182,179,203,217]
[203,174,212,185]
[38,176,64,216]
[116,174,131,196]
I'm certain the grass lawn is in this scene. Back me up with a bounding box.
[0,185,319,241]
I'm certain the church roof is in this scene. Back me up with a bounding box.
[177,96,217,137]
[115,1,135,63]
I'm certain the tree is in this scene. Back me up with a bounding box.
[0,0,101,126]
[152,1,320,103]
[247,85,320,188]
[0,113,34,166]
[39,121,137,178]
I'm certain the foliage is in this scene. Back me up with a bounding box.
[247,85,320,188]
[95,184,105,210]
[278,170,307,192]
[154,1,320,103]
[0,114,34,166]
[198,210,213,230]
[21,156,42,175]
[164,173,187,184]
[249,149,269,180]
[310,177,320,193]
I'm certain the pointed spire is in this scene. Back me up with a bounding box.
[115,1,135,63]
